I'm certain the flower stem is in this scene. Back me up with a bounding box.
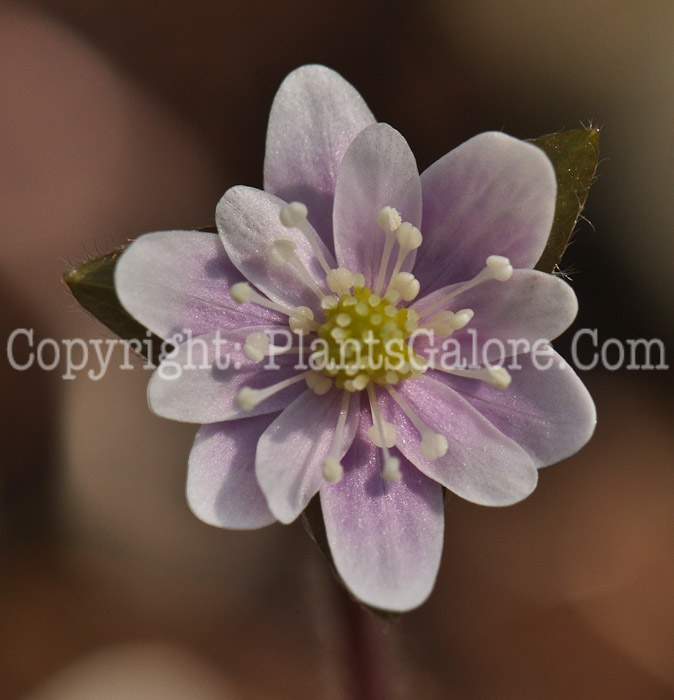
[337,584,390,700]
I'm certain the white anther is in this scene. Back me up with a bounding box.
[451,308,474,329]
[384,289,402,304]
[243,332,270,362]
[420,433,449,460]
[279,201,332,275]
[326,267,355,295]
[322,391,351,484]
[280,201,308,228]
[374,207,402,294]
[486,255,513,281]
[384,370,400,384]
[306,371,333,395]
[385,385,447,462]
[425,308,474,337]
[382,456,402,483]
[352,273,365,288]
[231,283,316,325]
[269,239,297,266]
[396,222,423,251]
[366,384,402,484]
[391,272,421,302]
[288,306,315,335]
[344,373,370,392]
[434,364,512,389]
[231,282,254,303]
[368,421,396,448]
[417,253,513,320]
[269,241,328,300]
[382,224,423,299]
[321,296,338,310]
[236,372,312,411]
[322,457,344,483]
[377,206,402,232]
[487,366,512,389]
[424,312,455,337]
[236,387,261,411]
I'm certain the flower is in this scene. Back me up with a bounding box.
[115,65,596,612]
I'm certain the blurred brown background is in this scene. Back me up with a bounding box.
[1,0,673,698]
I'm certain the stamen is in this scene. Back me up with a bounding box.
[486,255,514,281]
[434,365,512,389]
[367,421,396,448]
[388,272,420,303]
[231,282,305,320]
[269,239,327,301]
[243,333,305,362]
[305,371,333,395]
[417,255,513,320]
[236,371,312,411]
[344,373,370,392]
[231,282,254,303]
[377,205,403,232]
[374,206,402,295]
[288,306,318,335]
[421,308,474,337]
[383,222,423,298]
[326,267,355,296]
[280,202,332,275]
[367,384,402,483]
[396,222,423,251]
[322,391,352,483]
[386,386,448,460]
[322,458,343,483]
[243,331,270,362]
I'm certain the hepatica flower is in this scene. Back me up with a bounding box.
[115,65,595,612]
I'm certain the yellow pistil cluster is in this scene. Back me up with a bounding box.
[316,286,423,391]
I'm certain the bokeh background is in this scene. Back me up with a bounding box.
[1,1,673,698]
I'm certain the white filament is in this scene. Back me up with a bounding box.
[280,202,332,275]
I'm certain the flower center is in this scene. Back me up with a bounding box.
[230,201,517,484]
[314,285,422,391]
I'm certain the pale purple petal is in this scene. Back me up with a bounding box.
[264,65,376,249]
[320,403,444,612]
[187,415,277,529]
[382,376,538,506]
[148,327,304,423]
[415,132,556,295]
[412,270,578,364]
[333,123,422,288]
[256,388,358,524]
[433,347,596,468]
[115,231,284,340]
[216,186,334,311]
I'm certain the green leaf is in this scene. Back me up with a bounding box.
[63,248,168,364]
[530,127,600,273]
